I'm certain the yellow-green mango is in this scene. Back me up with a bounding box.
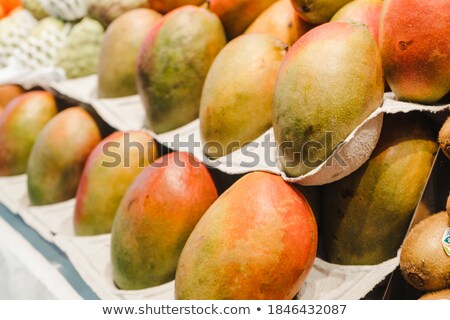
[323,113,438,265]
[27,107,101,205]
[137,5,226,134]
[74,131,158,236]
[201,33,287,158]
[273,20,384,177]
[245,0,309,46]
[98,8,162,98]
[0,91,57,176]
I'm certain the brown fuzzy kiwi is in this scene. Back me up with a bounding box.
[419,289,450,300]
[439,117,450,160]
[400,212,450,291]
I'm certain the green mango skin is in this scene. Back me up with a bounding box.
[98,9,162,98]
[210,0,278,39]
[200,34,287,158]
[0,91,57,176]
[291,0,353,24]
[175,172,318,300]
[137,5,226,134]
[273,21,384,177]
[111,152,218,290]
[323,113,438,265]
[27,107,101,206]
[74,131,158,236]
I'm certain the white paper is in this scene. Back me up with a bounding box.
[54,234,175,300]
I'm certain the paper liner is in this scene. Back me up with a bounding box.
[54,234,175,300]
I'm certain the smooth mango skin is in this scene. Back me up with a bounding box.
[27,107,101,206]
[0,91,57,176]
[380,0,450,104]
[74,131,158,236]
[291,0,353,24]
[98,8,162,98]
[210,0,277,39]
[323,113,438,265]
[175,172,318,300]
[273,21,384,177]
[331,0,383,44]
[137,5,226,134]
[111,152,218,290]
[149,0,204,13]
[245,0,309,46]
[0,85,25,113]
[201,34,287,158]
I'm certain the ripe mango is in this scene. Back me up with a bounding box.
[201,34,287,158]
[98,9,162,98]
[273,21,384,177]
[245,0,309,46]
[111,152,218,290]
[331,0,383,44]
[323,113,438,265]
[380,0,450,104]
[137,5,226,133]
[0,84,25,113]
[291,0,353,24]
[175,172,318,300]
[210,0,277,39]
[74,131,157,236]
[27,107,101,206]
[149,0,204,13]
[0,91,57,176]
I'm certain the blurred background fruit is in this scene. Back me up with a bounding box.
[0,91,57,176]
[98,8,162,98]
[87,0,149,27]
[27,107,101,205]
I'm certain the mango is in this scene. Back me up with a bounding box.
[291,0,353,24]
[111,152,218,290]
[175,172,318,300]
[27,107,101,206]
[380,0,450,104]
[245,0,309,46]
[210,0,277,39]
[74,131,157,236]
[201,34,287,158]
[149,0,204,13]
[137,5,226,134]
[331,0,383,44]
[98,8,162,98]
[0,84,25,113]
[0,91,57,176]
[273,20,384,177]
[323,113,438,265]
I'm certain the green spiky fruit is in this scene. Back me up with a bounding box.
[57,17,105,79]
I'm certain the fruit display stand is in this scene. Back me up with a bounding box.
[1,0,449,302]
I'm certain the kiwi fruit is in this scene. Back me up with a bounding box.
[419,289,450,300]
[400,212,450,291]
[438,117,450,160]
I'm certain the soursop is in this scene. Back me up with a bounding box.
[87,0,149,27]
[40,0,87,22]
[15,16,70,69]
[56,17,104,78]
[0,10,37,68]
[22,0,49,20]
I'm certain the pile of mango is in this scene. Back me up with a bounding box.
[0,0,449,300]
